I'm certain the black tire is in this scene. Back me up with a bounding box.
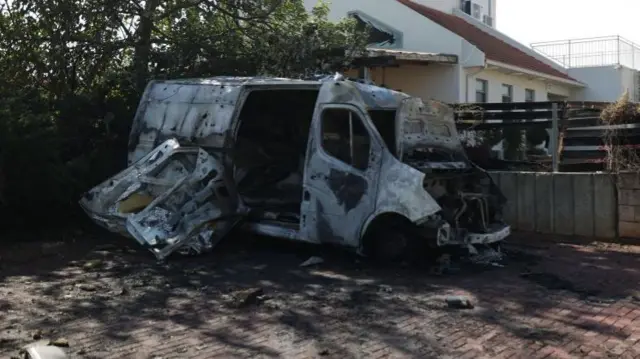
[366,222,412,263]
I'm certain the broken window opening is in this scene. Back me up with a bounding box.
[321,108,371,171]
[348,11,402,48]
[234,89,320,216]
[368,109,397,157]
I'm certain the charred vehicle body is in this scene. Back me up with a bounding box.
[80,75,510,260]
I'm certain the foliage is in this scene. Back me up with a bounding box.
[0,0,368,228]
[601,91,640,172]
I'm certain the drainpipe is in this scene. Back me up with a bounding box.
[465,65,486,102]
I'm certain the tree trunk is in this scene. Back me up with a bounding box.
[133,0,159,92]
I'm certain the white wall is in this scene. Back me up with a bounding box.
[411,0,495,26]
[303,0,485,61]
[568,65,637,102]
[410,0,459,13]
[465,68,571,102]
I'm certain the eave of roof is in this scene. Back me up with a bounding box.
[487,60,585,87]
[367,48,458,64]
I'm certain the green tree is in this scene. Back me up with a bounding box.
[0,0,368,228]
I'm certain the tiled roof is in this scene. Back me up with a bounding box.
[396,0,578,82]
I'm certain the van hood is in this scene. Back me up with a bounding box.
[397,98,471,171]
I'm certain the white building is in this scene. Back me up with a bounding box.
[303,0,586,104]
[415,0,496,27]
[532,36,640,102]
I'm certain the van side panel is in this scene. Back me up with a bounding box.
[128,81,243,164]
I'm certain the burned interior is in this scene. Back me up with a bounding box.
[80,76,510,260]
[233,88,318,223]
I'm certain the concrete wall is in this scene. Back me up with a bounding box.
[568,65,638,102]
[618,173,640,238]
[489,172,618,238]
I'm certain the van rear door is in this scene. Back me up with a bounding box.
[79,139,243,260]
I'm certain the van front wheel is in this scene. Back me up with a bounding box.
[364,218,414,263]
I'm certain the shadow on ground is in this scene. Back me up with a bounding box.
[0,228,638,358]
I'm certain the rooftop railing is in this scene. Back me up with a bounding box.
[531,36,640,70]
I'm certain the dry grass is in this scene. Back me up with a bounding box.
[601,91,640,172]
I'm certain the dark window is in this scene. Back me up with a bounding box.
[368,110,396,156]
[525,89,535,102]
[475,79,488,103]
[461,0,471,14]
[501,84,513,103]
[321,108,371,171]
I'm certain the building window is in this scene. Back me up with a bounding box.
[321,108,371,171]
[461,0,471,14]
[475,79,488,103]
[525,89,535,102]
[501,84,513,103]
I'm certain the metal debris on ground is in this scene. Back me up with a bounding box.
[445,295,474,309]
[82,259,103,270]
[468,245,504,266]
[48,339,69,348]
[226,287,265,308]
[19,339,69,359]
[430,253,459,275]
[299,256,324,267]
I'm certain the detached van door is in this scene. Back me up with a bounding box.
[300,81,383,247]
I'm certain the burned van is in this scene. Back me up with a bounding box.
[80,75,510,260]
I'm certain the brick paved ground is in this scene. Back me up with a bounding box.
[0,230,639,359]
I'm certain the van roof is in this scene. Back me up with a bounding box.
[151,75,410,110]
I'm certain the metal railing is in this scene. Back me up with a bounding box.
[531,36,640,70]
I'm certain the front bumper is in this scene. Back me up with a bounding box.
[432,222,511,247]
[466,224,510,244]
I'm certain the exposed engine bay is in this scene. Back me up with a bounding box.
[423,171,505,237]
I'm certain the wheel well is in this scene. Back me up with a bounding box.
[360,212,413,255]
